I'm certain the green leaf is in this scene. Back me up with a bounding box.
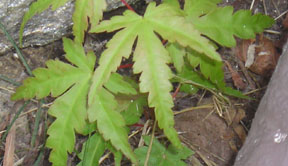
[73,0,107,43]
[186,50,225,88]
[221,87,251,99]
[121,97,147,125]
[90,10,142,33]
[12,38,96,165]
[12,38,94,100]
[133,24,181,148]
[104,73,137,95]
[162,0,180,10]
[88,23,139,105]
[179,84,199,94]
[135,136,194,166]
[176,63,216,90]
[19,0,69,46]
[176,64,249,99]
[184,0,221,18]
[107,143,123,166]
[192,6,275,47]
[166,43,185,72]
[90,2,224,149]
[46,79,91,166]
[145,3,221,61]
[77,133,106,166]
[88,88,137,164]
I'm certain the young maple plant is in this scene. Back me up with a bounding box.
[12,0,274,165]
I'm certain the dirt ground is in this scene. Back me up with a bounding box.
[1,0,288,166]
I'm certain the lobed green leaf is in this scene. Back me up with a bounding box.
[184,0,222,18]
[167,43,185,72]
[192,6,275,47]
[104,73,137,95]
[12,38,94,100]
[135,136,194,166]
[88,88,138,164]
[145,3,221,61]
[90,10,142,33]
[187,50,225,88]
[133,24,181,148]
[88,23,139,105]
[73,0,106,43]
[77,133,106,166]
[46,80,90,165]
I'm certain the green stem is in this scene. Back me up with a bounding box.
[31,100,44,147]
[1,100,31,142]
[0,21,33,76]
[0,74,21,86]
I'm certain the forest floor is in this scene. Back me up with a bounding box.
[0,0,288,165]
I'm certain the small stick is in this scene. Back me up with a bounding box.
[144,121,157,166]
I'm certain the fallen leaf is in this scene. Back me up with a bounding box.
[233,124,246,144]
[249,35,279,76]
[3,124,16,166]
[224,60,246,89]
[282,14,288,29]
[235,36,279,76]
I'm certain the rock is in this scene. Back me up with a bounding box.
[0,0,137,55]
[234,42,288,165]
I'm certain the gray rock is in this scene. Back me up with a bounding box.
[234,42,288,166]
[0,0,136,55]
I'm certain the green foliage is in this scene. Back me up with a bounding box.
[184,0,222,18]
[135,136,194,166]
[12,38,137,165]
[88,88,138,164]
[14,0,274,165]
[73,0,106,43]
[121,97,147,125]
[19,0,106,45]
[189,5,274,47]
[77,133,106,166]
[89,2,230,149]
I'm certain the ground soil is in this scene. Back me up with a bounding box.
[0,0,288,166]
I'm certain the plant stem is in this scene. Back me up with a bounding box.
[1,100,31,142]
[0,74,21,86]
[120,0,135,12]
[0,21,33,76]
[144,121,157,166]
[31,100,44,147]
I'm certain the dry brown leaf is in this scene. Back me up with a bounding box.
[233,125,247,144]
[3,124,16,166]
[283,14,288,29]
[224,61,246,89]
[235,36,279,76]
[233,109,246,124]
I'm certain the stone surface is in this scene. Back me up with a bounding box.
[0,0,136,55]
[234,42,288,166]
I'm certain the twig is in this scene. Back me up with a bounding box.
[262,0,267,15]
[271,0,280,15]
[172,84,181,100]
[174,104,214,115]
[275,9,288,20]
[144,121,156,166]
[33,112,49,166]
[250,0,256,10]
